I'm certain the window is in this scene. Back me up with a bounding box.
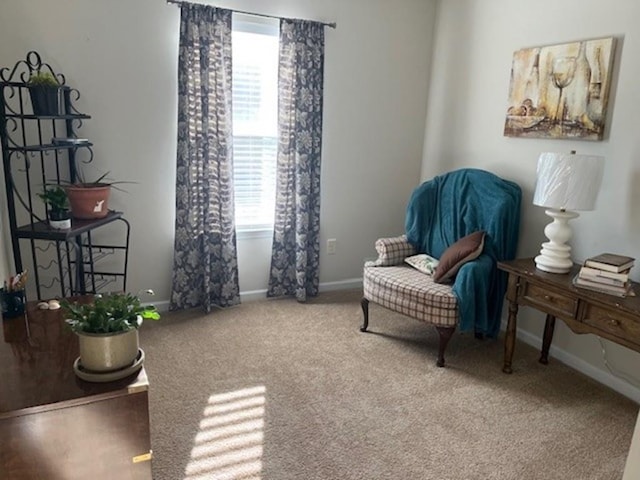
[232,15,279,231]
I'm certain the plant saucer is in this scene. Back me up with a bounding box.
[73,348,144,383]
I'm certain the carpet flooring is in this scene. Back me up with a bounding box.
[139,289,638,480]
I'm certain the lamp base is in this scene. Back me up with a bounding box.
[534,209,578,274]
[535,247,573,273]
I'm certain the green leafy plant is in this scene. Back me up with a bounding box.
[73,170,134,191]
[27,71,59,87]
[37,186,69,213]
[51,169,135,192]
[62,290,160,334]
[48,171,135,194]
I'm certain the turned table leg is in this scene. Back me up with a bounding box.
[539,314,556,365]
[503,299,518,374]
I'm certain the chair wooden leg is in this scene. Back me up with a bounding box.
[360,297,369,332]
[435,326,455,367]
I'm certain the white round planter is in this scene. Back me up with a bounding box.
[77,325,140,372]
[49,218,71,229]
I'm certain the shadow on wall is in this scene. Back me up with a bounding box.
[422,2,473,176]
[602,35,625,142]
[0,195,11,280]
[628,169,640,237]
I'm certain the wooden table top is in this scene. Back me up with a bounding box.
[1,298,147,418]
[498,258,640,315]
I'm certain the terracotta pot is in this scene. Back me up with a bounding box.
[65,184,111,219]
[77,325,140,372]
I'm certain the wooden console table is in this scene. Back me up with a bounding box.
[0,299,152,479]
[499,258,640,374]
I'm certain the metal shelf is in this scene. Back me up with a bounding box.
[0,81,72,90]
[0,51,130,299]
[15,211,124,241]
[7,142,93,152]
[3,113,91,120]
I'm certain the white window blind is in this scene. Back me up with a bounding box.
[232,16,279,231]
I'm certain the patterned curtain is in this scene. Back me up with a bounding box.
[267,19,325,302]
[170,4,240,311]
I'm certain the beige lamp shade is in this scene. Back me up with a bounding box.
[533,152,605,211]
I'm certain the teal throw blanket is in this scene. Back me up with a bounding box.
[405,169,521,337]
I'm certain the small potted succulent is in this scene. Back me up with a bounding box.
[37,186,71,229]
[62,290,160,375]
[27,71,61,116]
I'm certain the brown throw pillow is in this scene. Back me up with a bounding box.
[433,231,486,283]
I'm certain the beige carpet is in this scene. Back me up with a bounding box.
[139,289,638,480]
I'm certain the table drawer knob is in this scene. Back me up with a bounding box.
[543,295,551,301]
[608,318,620,327]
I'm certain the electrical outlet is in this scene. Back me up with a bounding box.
[327,238,337,255]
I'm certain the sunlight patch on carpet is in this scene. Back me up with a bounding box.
[184,386,266,480]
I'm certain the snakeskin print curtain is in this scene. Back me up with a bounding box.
[267,19,325,302]
[170,4,240,311]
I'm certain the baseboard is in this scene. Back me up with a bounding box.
[152,293,269,309]
[516,327,640,404]
[152,300,171,312]
[240,277,363,302]
[155,278,364,309]
[240,290,269,303]
[319,277,363,292]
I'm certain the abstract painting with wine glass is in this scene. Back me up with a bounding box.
[504,37,616,140]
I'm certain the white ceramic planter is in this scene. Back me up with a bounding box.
[49,218,71,229]
[77,326,140,372]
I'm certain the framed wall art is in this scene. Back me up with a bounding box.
[504,36,616,141]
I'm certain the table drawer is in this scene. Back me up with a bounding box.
[583,305,640,344]
[521,282,578,318]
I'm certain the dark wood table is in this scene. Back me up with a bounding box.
[0,298,152,479]
[498,258,640,374]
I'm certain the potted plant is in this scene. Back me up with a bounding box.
[37,186,71,229]
[64,171,113,220]
[62,171,132,220]
[27,71,61,116]
[62,290,160,374]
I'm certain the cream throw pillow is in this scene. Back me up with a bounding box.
[404,254,440,275]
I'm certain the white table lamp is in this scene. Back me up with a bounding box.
[533,151,604,274]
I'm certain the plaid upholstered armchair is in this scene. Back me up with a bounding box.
[361,169,521,367]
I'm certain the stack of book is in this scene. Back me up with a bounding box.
[574,253,635,297]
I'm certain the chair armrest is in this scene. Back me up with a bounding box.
[365,235,417,267]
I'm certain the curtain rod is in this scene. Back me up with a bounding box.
[166,0,337,29]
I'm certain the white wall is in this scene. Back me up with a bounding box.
[0,0,436,301]
[423,0,640,395]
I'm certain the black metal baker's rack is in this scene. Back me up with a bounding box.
[0,51,130,300]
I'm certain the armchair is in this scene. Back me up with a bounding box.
[361,169,522,367]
